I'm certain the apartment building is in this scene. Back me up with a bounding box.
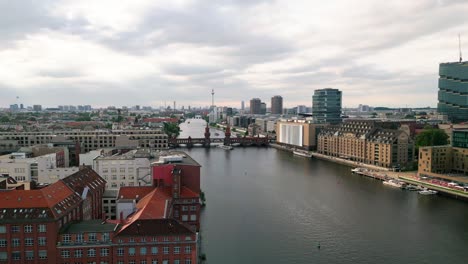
[317,120,414,168]
[0,129,168,153]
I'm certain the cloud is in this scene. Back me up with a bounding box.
[0,0,466,108]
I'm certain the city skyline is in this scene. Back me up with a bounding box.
[1,1,468,108]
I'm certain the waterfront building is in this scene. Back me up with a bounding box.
[271,96,283,115]
[419,129,468,177]
[317,120,414,168]
[250,98,262,115]
[276,120,325,150]
[312,88,342,124]
[437,61,468,123]
[0,129,168,153]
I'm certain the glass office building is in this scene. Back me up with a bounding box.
[438,62,468,123]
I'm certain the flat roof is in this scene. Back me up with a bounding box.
[61,219,118,234]
[152,150,201,167]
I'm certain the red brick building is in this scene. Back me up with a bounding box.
[0,167,106,263]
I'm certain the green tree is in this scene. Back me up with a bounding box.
[0,116,10,123]
[415,128,449,147]
[163,122,180,137]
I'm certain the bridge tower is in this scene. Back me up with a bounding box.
[224,124,231,146]
[204,123,211,147]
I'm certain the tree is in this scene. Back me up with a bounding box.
[163,122,180,137]
[0,116,10,123]
[415,128,449,147]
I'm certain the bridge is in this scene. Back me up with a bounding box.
[169,125,270,148]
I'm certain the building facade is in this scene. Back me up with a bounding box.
[437,61,468,123]
[271,96,283,115]
[312,88,342,124]
[276,120,325,150]
[250,98,261,115]
[317,120,414,168]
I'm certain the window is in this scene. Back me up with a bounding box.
[12,238,20,247]
[76,234,84,243]
[151,247,158,255]
[163,237,169,242]
[185,246,191,254]
[39,250,47,259]
[174,247,180,254]
[61,250,70,258]
[182,215,188,221]
[0,252,7,261]
[87,248,96,257]
[0,226,5,233]
[190,215,197,221]
[101,248,109,256]
[11,225,19,233]
[25,238,34,246]
[38,237,46,246]
[140,261,147,264]
[174,260,180,264]
[75,249,83,257]
[102,233,110,241]
[182,206,188,212]
[129,260,136,264]
[26,251,34,260]
[89,233,97,242]
[120,168,125,173]
[117,248,124,256]
[38,224,46,233]
[12,251,21,260]
[190,206,197,211]
[129,247,136,256]
[163,247,169,255]
[140,247,147,255]
[0,240,6,247]
[151,260,158,264]
[162,260,168,264]
[185,259,191,264]
[24,225,33,233]
[129,237,135,243]
[63,234,71,243]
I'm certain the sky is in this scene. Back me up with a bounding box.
[0,0,467,109]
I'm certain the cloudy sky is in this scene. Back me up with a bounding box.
[0,0,467,109]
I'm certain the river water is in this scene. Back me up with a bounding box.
[179,119,468,264]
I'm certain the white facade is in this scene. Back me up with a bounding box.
[93,155,151,190]
[37,167,80,184]
[278,123,303,147]
[0,160,35,182]
[79,150,102,167]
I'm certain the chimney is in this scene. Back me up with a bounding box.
[120,211,124,223]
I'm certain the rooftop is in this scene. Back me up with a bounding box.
[61,219,118,234]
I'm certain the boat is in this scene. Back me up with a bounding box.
[383,179,404,188]
[214,132,220,136]
[351,168,362,173]
[419,189,438,195]
[217,145,233,150]
[293,150,312,158]
[404,184,419,191]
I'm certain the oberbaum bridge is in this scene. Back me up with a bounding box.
[169,124,271,148]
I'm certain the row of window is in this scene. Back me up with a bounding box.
[0,224,46,233]
[60,246,192,259]
[62,233,110,244]
[114,260,192,264]
[62,248,108,258]
[0,237,46,247]
[0,250,47,260]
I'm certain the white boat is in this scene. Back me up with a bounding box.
[351,168,362,173]
[383,179,404,188]
[217,145,233,150]
[419,189,438,195]
[293,150,312,158]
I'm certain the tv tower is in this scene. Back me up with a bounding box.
[211,89,215,108]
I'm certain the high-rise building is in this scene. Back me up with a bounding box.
[312,88,342,124]
[271,95,283,114]
[241,101,245,111]
[33,105,42,111]
[437,61,468,123]
[250,98,262,114]
[260,102,267,115]
[297,105,307,114]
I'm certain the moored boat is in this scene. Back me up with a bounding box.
[419,189,438,195]
[217,145,233,150]
[383,179,404,188]
[293,150,312,158]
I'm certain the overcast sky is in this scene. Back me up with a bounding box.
[0,0,467,109]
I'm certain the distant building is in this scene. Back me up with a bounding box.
[276,120,325,150]
[271,95,283,115]
[312,88,342,124]
[241,101,245,111]
[297,105,307,114]
[318,120,414,168]
[33,105,42,111]
[260,102,267,115]
[419,129,468,177]
[9,104,19,111]
[437,61,468,123]
[250,98,262,115]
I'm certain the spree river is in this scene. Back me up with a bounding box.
[179,119,468,264]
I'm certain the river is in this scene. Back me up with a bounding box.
[179,119,468,264]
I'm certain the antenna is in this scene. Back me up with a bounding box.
[459,34,463,63]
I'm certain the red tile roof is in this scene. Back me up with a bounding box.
[117,219,194,236]
[118,186,155,200]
